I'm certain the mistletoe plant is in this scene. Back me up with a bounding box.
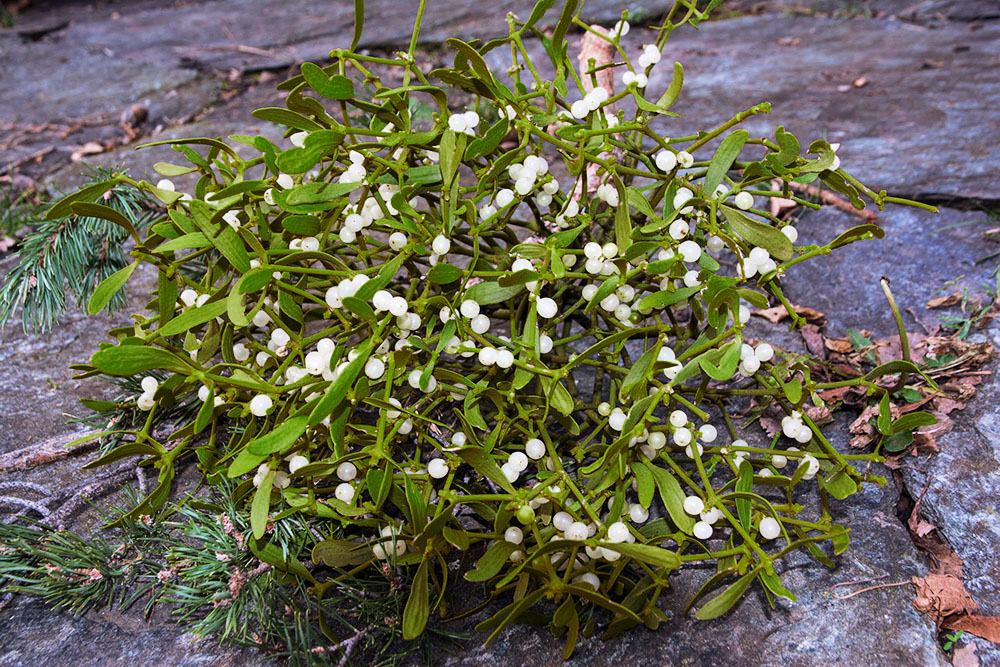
[55,0,937,655]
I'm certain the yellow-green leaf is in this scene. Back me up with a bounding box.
[88,261,138,314]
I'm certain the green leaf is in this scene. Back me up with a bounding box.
[307,340,373,426]
[877,392,893,435]
[70,202,140,243]
[274,181,359,213]
[465,281,524,305]
[157,270,177,330]
[864,359,939,390]
[404,474,426,528]
[626,187,656,220]
[47,178,120,219]
[342,296,375,322]
[456,447,516,493]
[891,411,938,434]
[247,415,308,456]
[466,120,509,159]
[438,129,464,189]
[83,442,160,469]
[695,570,755,620]
[427,262,462,284]
[699,338,742,381]
[312,539,371,567]
[188,201,251,273]
[522,0,556,32]
[585,276,620,313]
[281,214,320,235]
[91,345,193,376]
[735,460,753,532]
[540,376,574,416]
[758,570,796,602]
[251,107,324,131]
[250,538,317,584]
[136,136,239,159]
[636,286,700,311]
[830,223,885,249]
[632,463,654,507]
[655,62,684,111]
[601,542,681,570]
[719,205,793,261]
[88,261,138,315]
[782,377,803,404]
[614,194,632,253]
[643,462,695,534]
[402,558,430,640]
[883,430,914,453]
[160,300,227,336]
[154,162,196,177]
[193,385,215,434]
[301,62,355,99]
[621,345,658,396]
[820,469,858,500]
[251,470,274,539]
[551,0,577,62]
[465,541,518,581]
[704,130,748,194]
[351,0,364,50]
[446,38,497,91]
[227,447,267,478]
[157,233,212,252]
[366,466,393,509]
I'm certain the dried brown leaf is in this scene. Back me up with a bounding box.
[912,574,978,624]
[70,140,109,163]
[753,303,825,324]
[804,404,832,425]
[824,337,854,354]
[944,614,1000,643]
[926,294,962,309]
[800,324,826,360]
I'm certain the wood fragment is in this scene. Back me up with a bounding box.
[0,432,98,473]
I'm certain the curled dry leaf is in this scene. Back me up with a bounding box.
[70,141,109,163]
[753,303,825,324]
[800,324,827,359]
[926,293,962,309]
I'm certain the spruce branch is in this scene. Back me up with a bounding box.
[0,167,156,333]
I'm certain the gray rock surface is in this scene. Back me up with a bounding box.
[0,595,270,667]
